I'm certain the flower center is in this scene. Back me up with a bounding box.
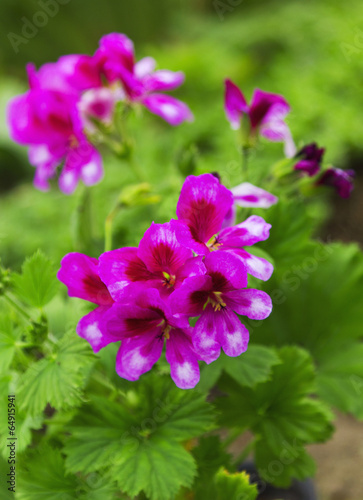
[207,235,222,252]
[69,135,79,149]
[162,271,176,288]
[208,291,226,311]
[156,319,172,340]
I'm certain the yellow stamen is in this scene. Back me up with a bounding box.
[69,135,79,148]
[208,291,226,311]
[207,234,223,251]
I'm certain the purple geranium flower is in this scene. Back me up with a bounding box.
[174,174,273,281]
[99,221,205,300]
[7,66,103,194]
[170,252,272,362]
[57,253,114,352]
[294,143,325,177]
[103,288,202,389]
[96,33,193,125]
[317,167,355,198]
[224,79,295,156]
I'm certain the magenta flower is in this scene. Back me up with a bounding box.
[232,182,278,208]
[294,143,325,177]
[7,67,103,194]
[96,33,193,125]
[317,168,355,198]
[174,173,234,255]
[103,288,202,389]
[224,79,295,156]
[174,174,273,281]
[170,252,272,362]
[27,57,102,95]
[57,253,114,352]
[99,221,205,300]
[79,87,118,131]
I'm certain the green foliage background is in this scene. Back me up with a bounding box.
[0,1,363,499]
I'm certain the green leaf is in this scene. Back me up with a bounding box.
[316,344,363,419]
[191,436,231,500]
[112,436,196,500]
[0,314,20,373]
[254,440,316,488]
[215,468,258,500]
[215,347,334,487]
[257,198,319,272]
[17,445,79,500]
[77,474,121,500]
[64,373,215,500]
[255,243,363,419]
[18,331,95,416]
[198,345,280,392]
[12,250,59,308]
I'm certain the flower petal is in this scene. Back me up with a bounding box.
[317,168,355,198]
[77,305,114,353]
[81,147,104,186]
[97,33,135,78]
[224,79,249,130]
[176,173,234,253]
[224,289,272,319]
[138,221,193,275]
[99,248,154,301]
[174,256,207,289]
[115,331,163,382]
[29,145,61,191]
[218,215,271,248]
[103,300,163,340]
[221,205,237,229]
[166,329,200,389]
[169,275,212,316]
[204,252,248,290]
[134,57,156,79]
[58,139,103,194]
[57,252,113,305]
[215,308,250,357]
[193,305,222,363]
[226,249,273,281]
[141,94,193,126]
[231,182,278,208]
[143,70,185,92]
[250,88,290,131]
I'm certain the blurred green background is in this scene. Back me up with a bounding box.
[1,0,363,262]
[1,2,363,499]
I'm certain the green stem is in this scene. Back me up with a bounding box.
[73,186,93,253]
[2,293,32,322]
[105,201,124,252]
[91,370,117,394]
[241,147,249,178]
[129,156,144,182]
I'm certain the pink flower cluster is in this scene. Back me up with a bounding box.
[7,33,192,194]
[58,174,273,389]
